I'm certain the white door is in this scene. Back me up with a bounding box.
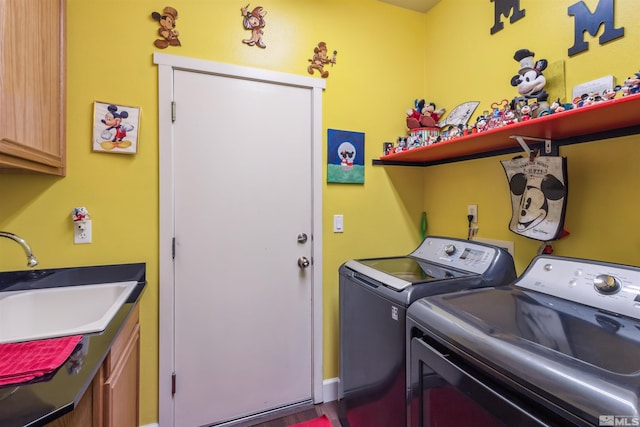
[155,55,325,427]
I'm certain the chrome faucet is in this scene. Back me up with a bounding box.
[0,231,39,267]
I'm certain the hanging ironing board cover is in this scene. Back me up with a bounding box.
[501,156,568,241]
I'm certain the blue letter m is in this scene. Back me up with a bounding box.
[490,0,526,34]
[568,0,624,56]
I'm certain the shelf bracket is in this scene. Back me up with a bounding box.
[510,135,553,157]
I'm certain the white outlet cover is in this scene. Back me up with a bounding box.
[74,220,92,244]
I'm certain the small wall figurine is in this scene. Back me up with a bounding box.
[241,4,267,48]
[307,42,337,78]
[72,207,90,223]
[152,6,181,48]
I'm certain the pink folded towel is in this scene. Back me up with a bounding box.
[0,335,82,386]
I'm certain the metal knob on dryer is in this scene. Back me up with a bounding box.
[594,274,622,295]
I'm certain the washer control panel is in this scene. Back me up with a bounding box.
[410,237,499,274]
[516,255,640,320]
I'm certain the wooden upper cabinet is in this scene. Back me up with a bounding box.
[0,0,66,175]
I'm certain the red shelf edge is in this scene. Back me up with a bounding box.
[378,94,640,165]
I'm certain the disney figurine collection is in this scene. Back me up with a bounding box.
[383,48,640,156]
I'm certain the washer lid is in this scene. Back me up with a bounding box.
[408,286,640,421]
[344,257,472,291]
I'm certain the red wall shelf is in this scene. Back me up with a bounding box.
[374,94,640,167]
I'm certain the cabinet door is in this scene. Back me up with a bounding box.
[44,381,94,427]
[103,324,140,427]
[0,0,66,175]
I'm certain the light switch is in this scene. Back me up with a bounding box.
[333,215,344,233]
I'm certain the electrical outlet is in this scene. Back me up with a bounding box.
[467,204,478,223]
[74,220,92,244]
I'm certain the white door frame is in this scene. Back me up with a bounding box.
[154,53,325,427]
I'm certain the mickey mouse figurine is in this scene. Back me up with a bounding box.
[152,6,181,49]
[241,4,267,48]
[406,99,445,129]
[422,102,446,123]
[510,49,549,118]
[307,42,337,78]
[622,72,640,95]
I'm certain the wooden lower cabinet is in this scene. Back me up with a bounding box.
[43,382,95,427]
[103,322,140,427]
[46,305,140,427]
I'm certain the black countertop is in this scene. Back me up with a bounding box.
[0,263,146,427]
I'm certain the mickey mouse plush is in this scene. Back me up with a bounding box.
[510,49,549,118]
[406,99,445,129]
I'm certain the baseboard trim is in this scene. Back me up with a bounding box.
[143,379,339,427]
[322,377,339,402]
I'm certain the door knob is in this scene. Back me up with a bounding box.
[297,233,308,243]
[297,257,310,268]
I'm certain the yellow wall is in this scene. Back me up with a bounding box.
[0,1,427,424]
[420,0,640,273]
[2,1,639,425]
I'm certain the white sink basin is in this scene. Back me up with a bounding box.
[0,281,137,344]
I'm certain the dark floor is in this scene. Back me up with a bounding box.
[244,401,342,427]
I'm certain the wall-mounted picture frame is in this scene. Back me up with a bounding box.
[327,129,365,184]
[92,101,141,154]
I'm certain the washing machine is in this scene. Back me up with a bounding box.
[338,235,516,427]
[407,255,640,426]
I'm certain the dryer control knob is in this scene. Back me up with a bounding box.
[594,274,622,295]
[444,244,457,256]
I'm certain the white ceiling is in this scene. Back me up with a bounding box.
[377,0,441,13]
